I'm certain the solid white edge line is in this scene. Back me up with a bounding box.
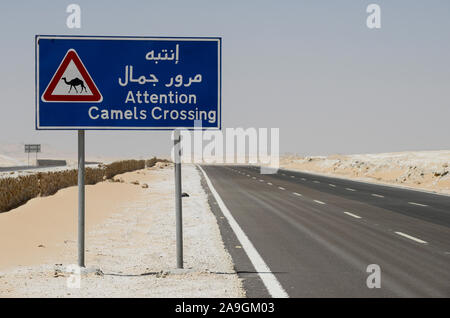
[394,231,427,244]
[198,165,289,298]
[313,200,326,205]
[343,212,362,219]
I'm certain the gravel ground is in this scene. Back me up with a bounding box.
[0,164,244,297]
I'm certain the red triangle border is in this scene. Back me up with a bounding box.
[41,49,103,102]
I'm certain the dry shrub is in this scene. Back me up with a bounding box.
[105,160,145,179]
[146,157,170,168]
[0,159,159,212]
[86,167,105,185]
[0,175,40,212]
[38,170,78,196]
[146,157,157,168]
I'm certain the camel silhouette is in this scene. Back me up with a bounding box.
[61,77,87,93]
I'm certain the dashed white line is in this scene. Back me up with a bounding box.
[329,184,336,187]
[278,187,285,190]
[267,182,273,185]
[301,178,306,181]
[259,179,264,182]
[371,194,384,198]
[313,200,326,205]
[290,176,295,178]
[343,212,362,219]
[345,188,356,191]
[252,177,256,179]
[395,232,427,244]
[408,202,428,207]
[293,192,302,197]
[313,181,320,184]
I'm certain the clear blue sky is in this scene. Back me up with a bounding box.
[0,0,449,157]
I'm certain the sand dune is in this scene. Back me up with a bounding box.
[281,150,450,195]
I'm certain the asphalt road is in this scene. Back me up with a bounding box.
[200,165,450,297]
[0,165,44,172]
[0,164,66,172]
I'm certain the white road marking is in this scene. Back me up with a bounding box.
[371,194,384,198]
[259,179,264,182]
[329,184,336,187]
[343,212,362,219]
[290,176,295,178]
[293,192,302,197]
[252,177,256,179]
[247,174,250,177]
[267,182,273,185]
[313,181,320,184]
[301,178,306,181]
[408,202,428,207]
[395,232,427,244]
[198,165,289,298]
[278,187,285,190]
[345,188,356,191]
[314,200,326,205]
[282,173,286,176]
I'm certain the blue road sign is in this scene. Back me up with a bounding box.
[36,35,221,130]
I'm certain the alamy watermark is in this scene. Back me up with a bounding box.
[65,264,81,289]
[366,264,381,288]
[366,4,381,29]
[66,4,81,29]
[170,121,279,173]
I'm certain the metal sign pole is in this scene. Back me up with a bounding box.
[78,130,85,268]
[174,130,183,269]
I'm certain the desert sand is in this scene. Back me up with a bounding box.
[0,164,243,297]
[280,150,450,195]
[0,174,143,269]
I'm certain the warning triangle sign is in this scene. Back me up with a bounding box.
[42,49,102,102]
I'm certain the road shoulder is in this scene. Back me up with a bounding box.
[197,165,272,298]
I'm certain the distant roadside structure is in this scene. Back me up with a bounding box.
[36,159,67,167]
[24,144,41,166]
